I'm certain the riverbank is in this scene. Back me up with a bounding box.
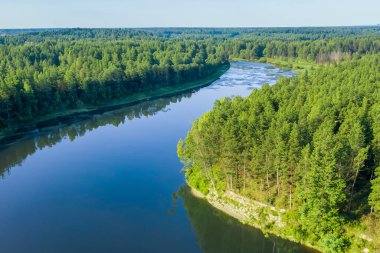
[187,185,322,253]
[0,64,230,145]
[260,57,316,73]
[229,56,315,73]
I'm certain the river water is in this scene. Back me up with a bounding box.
[0,62,316,253]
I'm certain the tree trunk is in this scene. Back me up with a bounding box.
[348,165,360,211]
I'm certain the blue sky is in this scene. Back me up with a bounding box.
[1,0,379,28]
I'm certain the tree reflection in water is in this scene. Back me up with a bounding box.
[177,186,318,253]
[0,90,194,177]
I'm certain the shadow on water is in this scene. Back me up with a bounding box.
[0,89,196,177]
[177,186,318,253]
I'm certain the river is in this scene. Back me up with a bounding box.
[0,62,316,253]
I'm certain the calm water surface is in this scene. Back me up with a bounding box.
[0,62,315,253]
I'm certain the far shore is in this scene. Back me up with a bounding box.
[0,64,230,145]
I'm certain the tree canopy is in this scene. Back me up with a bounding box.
[1,27,380,132]
[179,53,380,252]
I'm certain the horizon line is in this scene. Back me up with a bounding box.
[1,24,380,30]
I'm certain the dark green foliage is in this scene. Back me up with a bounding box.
[369,167,380,212]
[179,54,380,252]
[2,26,380,251]
[2,26,380,43]
[0,39,227,129]
[1,27,380,131]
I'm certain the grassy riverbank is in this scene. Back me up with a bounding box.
[187,185,322,253]
[229,56,314,73]
[190,185,378,252]
[0,63,230,144]
[259,57,316,73]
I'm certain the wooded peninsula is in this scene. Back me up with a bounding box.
[176,27,380,252]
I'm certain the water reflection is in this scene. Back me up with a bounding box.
[0,90,195,177]
[0,62,302,253]
[177,186,317,253]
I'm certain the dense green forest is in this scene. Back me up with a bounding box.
[178,53,380,252]
[1,27,380,133]
[1,26,380,43]
[0,26,380,132]
[1,27,380,252]
[0,39,228,129]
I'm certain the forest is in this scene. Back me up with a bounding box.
[1,27,380,252]
[0,38,228,130]
[0,27,380,130]
[1,27,380,133]
[178,51,380,252]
